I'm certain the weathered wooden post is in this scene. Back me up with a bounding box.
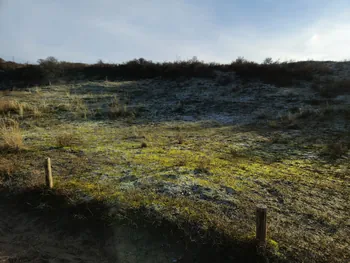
[45,157,53,189]
[256,204,267,247]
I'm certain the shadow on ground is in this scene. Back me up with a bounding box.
[0,187,266,263]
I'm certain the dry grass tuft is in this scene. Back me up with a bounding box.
[175,132,184,144]
[0,90,12,97]
[0,100,23,115]
[0,118,24,151]
[70,97,89,118]
[56,132,82,148]
[0,158,15,179]
[32,106,42,117]
[108,96,134,118]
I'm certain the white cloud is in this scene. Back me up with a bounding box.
[208,10,350,63]
[1,0,350,63]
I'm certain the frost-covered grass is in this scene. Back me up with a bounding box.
[1,81,349,262]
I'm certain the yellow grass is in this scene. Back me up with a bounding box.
[0,118,24,151]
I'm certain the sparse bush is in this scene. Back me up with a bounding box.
[175,155,188,166]
[175,132,184,144]
[195,156,211,173]
[33,86,42,95]
[326,79,350,96]
[70,97,89,118]
[216,74,234,86]
[0,118,24,151]
[229,147,242,158]
[0,100,37,118]
[270,133,290,144]
[295,107,319,119]
[32,106,42,117]
[141,142,148,148]
[267,120,279,128]
[278,106,326,128]
[108,96,134,118]
[324,141,348,159]
[310,82,320,91]
[56,132,81,148]
[344,108,350,120]
[173,100,185,113]
[272,105,335,129]
[306,98,323,105]
[0,158,15,179]
[0,100,23,115]
[279,112,300,129]
[0,90,12,96]
[312,78,350,97]
[256,109,269,119]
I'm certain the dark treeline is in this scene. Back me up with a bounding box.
[0,56,332,89]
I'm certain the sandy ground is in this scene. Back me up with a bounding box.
[0,196,109,263]
[0,189,258,263]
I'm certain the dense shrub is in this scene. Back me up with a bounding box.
[0,56,333,88]
[312,78,350,97]
[229,58,331,87]
[38,56,62,85]
[12,65,45,86]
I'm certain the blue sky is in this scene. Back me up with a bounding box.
[1,0,350,63]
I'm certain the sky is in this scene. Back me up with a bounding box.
[1,0,350,64]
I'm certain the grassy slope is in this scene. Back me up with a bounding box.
[1,78,349,262]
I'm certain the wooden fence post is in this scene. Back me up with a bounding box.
[256,204,267,247]
[45,157,53,189]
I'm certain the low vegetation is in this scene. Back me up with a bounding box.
[0,58,349,262]
[323,140,349,159]
[0,99,23,115]
[0,157,15,179]
[108,96,134,119]
[312,78,350,97]
[55,132,82,148]
[0,118,23,151]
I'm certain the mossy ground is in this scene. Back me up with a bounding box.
[1,79,349,262]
